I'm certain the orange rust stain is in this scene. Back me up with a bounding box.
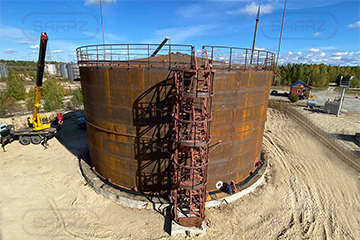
[104,69,113,117]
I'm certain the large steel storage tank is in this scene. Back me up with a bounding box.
[77,44,274,192]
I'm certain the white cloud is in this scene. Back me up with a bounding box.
[32,51,38,54]
[228,2,274,16]
[307,48,321,53]
[334,51,348,56]
[29,45,39,49]
[0,25,25,40]
[279,49,360,66]
[347,21,360,29]
[84,0,116,6]
[319,46,340,51]
[255,46,265,50]
[314,32,321,37]
[5,48,17,54]
[18,41,30,45]
[331,56,342,60]
[51,50,64,54]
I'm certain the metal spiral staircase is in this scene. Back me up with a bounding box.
[172,47,214,227]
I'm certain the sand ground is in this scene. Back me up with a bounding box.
[0,108,359,240]
[292,105,360,154]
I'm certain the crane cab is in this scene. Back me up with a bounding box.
[28,114,51,131]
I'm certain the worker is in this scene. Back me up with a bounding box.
[231,181,238,193]
[356,92,358,99]
[221,181,238,194]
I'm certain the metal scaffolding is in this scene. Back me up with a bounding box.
[172,47,214,227]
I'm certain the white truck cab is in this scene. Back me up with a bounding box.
[0,123,7,133]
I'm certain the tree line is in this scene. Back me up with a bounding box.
[0,69,83,117]
[275,64,360,88]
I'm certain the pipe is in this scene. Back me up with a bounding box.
[250,6,261,65]
[274,0,287,82]
[151,36,171,57]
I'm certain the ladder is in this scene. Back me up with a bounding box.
[172,47,214,227]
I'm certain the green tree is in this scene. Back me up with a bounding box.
[351,78,360,87]
[73,88,83,106]
[26,87,35,111]
[318,64,329,87]
[6,69,26,101]
[0,89,7,116]
[0,89,22,117]
[43,78,64,111]
[289,95,299,103]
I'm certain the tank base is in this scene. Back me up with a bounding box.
[79,148,269,210]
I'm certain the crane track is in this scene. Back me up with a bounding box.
[269,100,360,171]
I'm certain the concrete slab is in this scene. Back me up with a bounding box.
[171,220,206,236]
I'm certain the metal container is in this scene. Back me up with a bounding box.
[324,101,340,114]
[67,63,80,81]
[307,100,317,107]
[44,64,57,75]
[77,44,274,192]
[0,62,8,78]
[59,64,68,79]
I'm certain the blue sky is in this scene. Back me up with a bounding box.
[0,0,359,65]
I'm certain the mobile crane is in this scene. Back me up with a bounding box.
[0,32,58,150]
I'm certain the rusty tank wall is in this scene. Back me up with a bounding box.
[209,70,273,190]
[80,66,273,192]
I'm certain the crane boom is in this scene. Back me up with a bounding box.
[36,33,48,87]
[29,32,51,131]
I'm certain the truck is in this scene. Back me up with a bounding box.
[0,33,58,151]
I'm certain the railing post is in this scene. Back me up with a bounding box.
[244,49,248,70]
[127,45,130,68]
[147,44,150,68]
[256,51,260,69]
[110,45,113,66]
[229,48,232,70]
[96,45,99,65]
[265,52,268,69]
[211,46,214,64]
[169,44,171,69]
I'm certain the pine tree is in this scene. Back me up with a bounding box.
[6,70,26,101]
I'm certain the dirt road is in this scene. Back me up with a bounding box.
[1,108,359,239]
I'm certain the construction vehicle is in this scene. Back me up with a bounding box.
[0,32,58,151]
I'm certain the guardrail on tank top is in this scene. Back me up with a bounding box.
[76,44,275,71]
